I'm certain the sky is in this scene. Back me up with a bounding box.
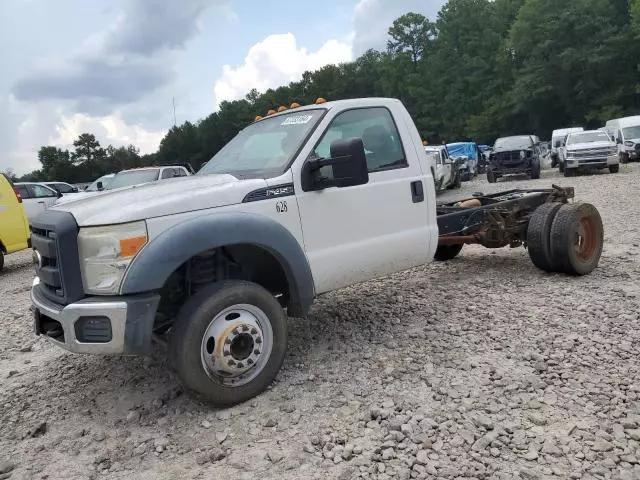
[0,0,446,175]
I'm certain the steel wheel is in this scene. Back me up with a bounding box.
[200,304,273,387]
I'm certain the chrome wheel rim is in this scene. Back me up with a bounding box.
[200,304,273,387]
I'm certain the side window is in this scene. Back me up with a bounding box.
[178,167,189,176]
[313,107,407,173]
[435,152,443,165]
[15,185,30,199]
[32,185,57,198]
[161,168,175,179]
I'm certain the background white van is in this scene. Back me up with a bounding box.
[605,116,640,163]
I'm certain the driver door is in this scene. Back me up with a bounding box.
[294,106,433,294]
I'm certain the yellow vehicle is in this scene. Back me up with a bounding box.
[0,173,30,270]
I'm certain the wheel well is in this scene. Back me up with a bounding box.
[154,244,290,333]
[0,241,6,254]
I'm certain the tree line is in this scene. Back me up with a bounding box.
[13,0,640,183]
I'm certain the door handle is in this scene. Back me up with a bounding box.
[410,180,424,203]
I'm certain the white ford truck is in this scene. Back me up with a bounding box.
[29,98,604,407]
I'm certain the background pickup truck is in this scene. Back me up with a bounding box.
[29,98,604,407]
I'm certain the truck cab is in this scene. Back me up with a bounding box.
[551,127,584,168]
[30,98,438,406]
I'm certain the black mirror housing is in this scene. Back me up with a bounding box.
[97,181,104,191]
[302,138,369,191]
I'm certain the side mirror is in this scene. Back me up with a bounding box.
[97,181,104,191]
[302,138,369,192]
[56,190,63,198]
[72,187,79,193]
[617,137,623,145]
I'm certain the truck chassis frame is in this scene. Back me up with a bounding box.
[436,185,574,249]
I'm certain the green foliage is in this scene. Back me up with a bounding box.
[20,0,640,182]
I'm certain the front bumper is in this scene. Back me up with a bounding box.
[31,277,160,355]
[566,154,618,169]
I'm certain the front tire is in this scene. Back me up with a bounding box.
[169,280,288,407]
[609,164,619,174]
[487,170,497,184]
[559,161,565,173]
[531,160,541,179]
[0,252,4,271]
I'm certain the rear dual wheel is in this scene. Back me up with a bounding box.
[527,202,603,275]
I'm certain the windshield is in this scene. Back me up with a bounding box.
[198,109,325,179]
[494,136,533,150]
[49,182,76,193]
[622,125,640,140]
[86,175,113,191]
[567,132,610,145]
[106,170,160,190]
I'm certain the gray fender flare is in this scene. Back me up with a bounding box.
[120,212,315,317]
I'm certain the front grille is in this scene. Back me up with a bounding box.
[570,148,614,158]
[635,144,640,153]
[494,151,529,165]
[30,210,84,306]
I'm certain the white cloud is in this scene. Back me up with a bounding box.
[213,33,352,108]
[51,112,166,155]
[352,0,446,55]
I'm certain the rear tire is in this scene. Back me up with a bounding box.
[527,202,563,272]
[549,203,604,276]
[609,164,619,173]
[434,244,464,261]
[487,170,497,184]
[620,153,629,164]
[563,168,575,177]
[559,161,565,173]
[169,280,288,407]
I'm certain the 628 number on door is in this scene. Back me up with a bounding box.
[276,200,288,213]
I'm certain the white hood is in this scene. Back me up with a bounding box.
[567,140,615,151]
[55,190,105,205]
[52,174,266,226]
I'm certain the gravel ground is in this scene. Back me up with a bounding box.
[1,164,640,480]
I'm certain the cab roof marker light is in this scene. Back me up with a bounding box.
[290,102,301,108]
[266,109,276,116]
[277,106,287,112]
[315,97,327,104]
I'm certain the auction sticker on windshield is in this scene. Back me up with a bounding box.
[281,115,313,126]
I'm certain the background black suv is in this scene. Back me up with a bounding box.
[487,135,542,183]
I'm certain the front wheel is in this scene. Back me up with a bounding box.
[0,252,4,271]
[531,160,541,179]
[559,161,565,173]
[620,153,629,164]
[169,280,288,407]
[487,170,497,183]
[609,164,620,174]
[563,168,575,177]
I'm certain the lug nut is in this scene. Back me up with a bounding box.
[228,360,236,366]
[250,328,258,335]
[223,349,230,357]
[255,337,262,344]
[247,359,254,365]
[254,349,261,355]
[242,325,249,331]
[237,362,244,369]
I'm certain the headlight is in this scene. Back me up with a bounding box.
[566,151,575,159]
[78,220,148,295]
[520,150,526,159]
[625,141,634,147]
